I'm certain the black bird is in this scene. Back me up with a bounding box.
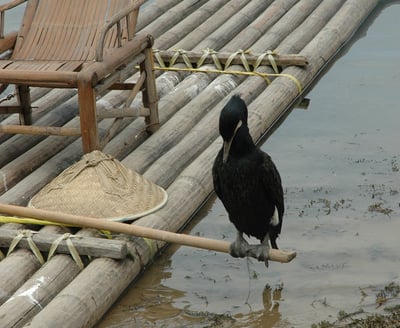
[212,95,284,267]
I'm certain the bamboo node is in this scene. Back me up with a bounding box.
[7,230,45,265]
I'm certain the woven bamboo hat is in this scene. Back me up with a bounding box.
[29,151,168,221]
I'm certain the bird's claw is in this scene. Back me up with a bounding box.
[248,245,270,268]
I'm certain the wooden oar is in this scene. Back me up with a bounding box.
[0,203,296,263]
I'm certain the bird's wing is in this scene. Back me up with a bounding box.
[260,152,284,220]
[212,151,223,199]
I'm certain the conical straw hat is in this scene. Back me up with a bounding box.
[29,151,168,221]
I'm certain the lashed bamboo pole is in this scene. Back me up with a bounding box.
[155,50,308,68]
[0,228,127,259]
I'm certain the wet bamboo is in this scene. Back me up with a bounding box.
[0,249,41,305]
[0,225,69,306]
[0,254,81,328]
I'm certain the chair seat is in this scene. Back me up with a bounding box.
[0,60,84,72]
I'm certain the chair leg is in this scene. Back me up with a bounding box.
[77,77,99,153]
[141,47,159,133]
[16,85,32,125]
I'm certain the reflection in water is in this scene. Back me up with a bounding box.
[236,285,283,328]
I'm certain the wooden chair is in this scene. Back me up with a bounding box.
[0,0,159,153]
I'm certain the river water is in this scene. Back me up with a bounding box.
[98,2,400,327]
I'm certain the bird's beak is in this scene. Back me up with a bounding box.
[222,120,242,163]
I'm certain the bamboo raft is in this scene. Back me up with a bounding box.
[0,0,380,327]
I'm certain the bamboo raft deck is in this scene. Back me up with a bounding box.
[0,0,380,327]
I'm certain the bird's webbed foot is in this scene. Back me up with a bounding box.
[248,235,270,268]
[229,232,251,258]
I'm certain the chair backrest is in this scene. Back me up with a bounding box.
[12,0,139,61]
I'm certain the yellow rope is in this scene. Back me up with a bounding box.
[143,237,157,259]
[0,215,73,227]
[154,66,302,94]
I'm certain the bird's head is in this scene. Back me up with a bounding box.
[219,95,248,163]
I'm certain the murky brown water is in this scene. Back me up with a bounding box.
[98,3,400,327]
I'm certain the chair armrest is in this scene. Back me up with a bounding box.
[0,0,27,38]
[95,0,146,61]
[0,0,27,12]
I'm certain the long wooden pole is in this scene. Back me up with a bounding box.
[0,203,296,263]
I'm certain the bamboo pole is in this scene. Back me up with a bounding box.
[0,204,296,263]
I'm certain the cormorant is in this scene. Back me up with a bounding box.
[212,95,284,267]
